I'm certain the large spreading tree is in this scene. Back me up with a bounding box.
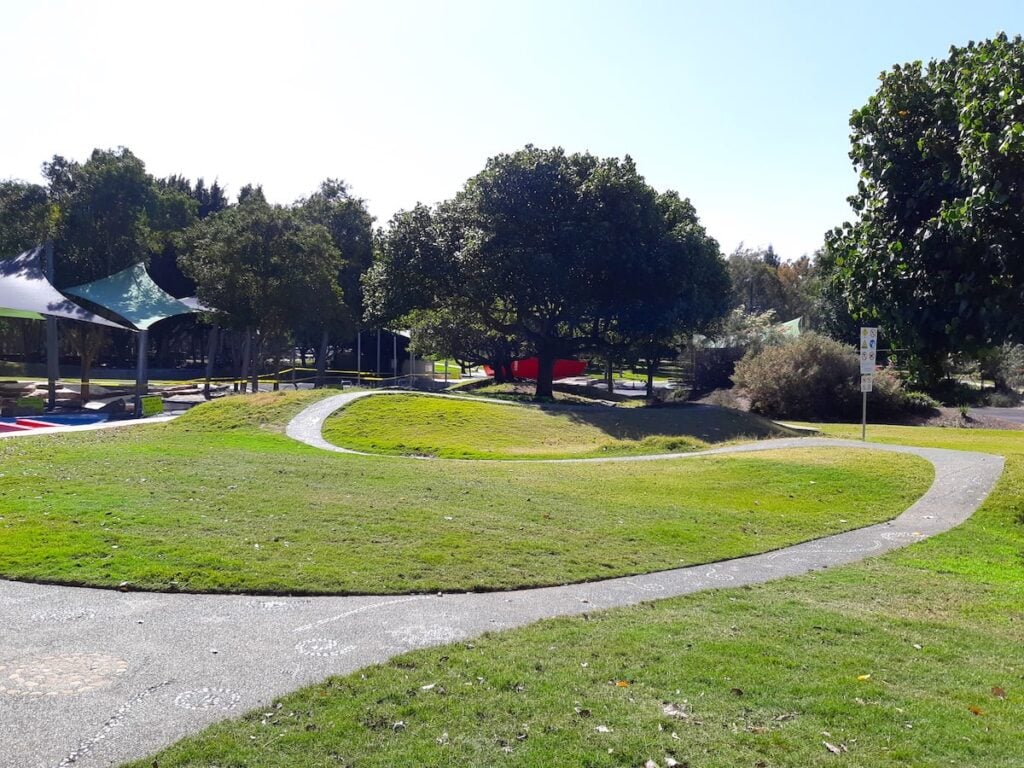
[365,146,729,398]
[825,34,1024,384]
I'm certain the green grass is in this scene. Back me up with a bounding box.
[0,391,928,595]
[122,421,1023,768]
[433,361,469,376]
[322,394,791,459]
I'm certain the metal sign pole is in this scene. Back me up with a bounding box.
[861,390,867,441]
[135,328,148,418]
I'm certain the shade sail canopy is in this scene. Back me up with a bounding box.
[64,262,198,330]
[778,316,806,338]
[0,248,128,328]
[178,295,210,312]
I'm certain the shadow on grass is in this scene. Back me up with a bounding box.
[538,401,796,443]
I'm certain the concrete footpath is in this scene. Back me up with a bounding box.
[0,392,1005,768]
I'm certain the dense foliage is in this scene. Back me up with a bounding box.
[825,34,1024,384]
[365,146,731,397]
[0,148,373,387]
[733,332,935,420]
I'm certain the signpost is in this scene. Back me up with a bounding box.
[859,327,877,441]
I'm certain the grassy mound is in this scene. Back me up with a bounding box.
[0,391,930,595]
[124,424,1021,768]
[323,393,791,459]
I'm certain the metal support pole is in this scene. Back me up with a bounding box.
[44,241,58,411]
[861,391,867,441]
[135,328,148,418]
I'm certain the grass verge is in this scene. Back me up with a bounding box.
[122,423,1022,768]
[0,392,927,594]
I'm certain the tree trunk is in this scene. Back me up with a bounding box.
[80,351,93,403]
[239,329,251,393]
[534,350,555,399]
[646,358,658,399]
[203,325,219,399]
[492,358,506,384]
[250,330,261,393]
[70,325,106,403]
[605,357,614,393]
[315,328,329,389]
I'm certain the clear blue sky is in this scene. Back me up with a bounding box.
[2,0,1022,259]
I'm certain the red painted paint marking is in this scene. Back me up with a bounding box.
[0,423,33,432]
[14,418,60,429]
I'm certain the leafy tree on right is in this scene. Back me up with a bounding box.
[824,33,1024,386]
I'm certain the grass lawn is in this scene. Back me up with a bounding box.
[0,391,928,595]
[322,393,791,459]
[122,422,1023,768]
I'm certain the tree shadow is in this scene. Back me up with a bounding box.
[536,401,792,444]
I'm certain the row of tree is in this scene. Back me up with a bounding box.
[5,33,1023,400]
[0,148,373,391]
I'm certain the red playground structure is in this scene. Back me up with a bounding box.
[483,358,587,381]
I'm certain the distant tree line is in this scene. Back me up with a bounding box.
[0,148,373,392]
[6,30,1024,405]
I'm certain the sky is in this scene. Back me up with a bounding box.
[3,0,1024,260]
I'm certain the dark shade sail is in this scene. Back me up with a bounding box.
[0,248,129,328]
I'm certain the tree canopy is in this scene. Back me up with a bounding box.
[825,33,1024,383]
[365,145,730,397]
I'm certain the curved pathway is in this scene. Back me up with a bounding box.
[0,391,1005,768]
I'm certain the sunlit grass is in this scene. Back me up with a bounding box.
[123,422,1023,768]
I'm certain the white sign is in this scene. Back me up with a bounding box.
[859,349,876,374]
[859,327,878,350]
[861,374,873,393]
[859,327,878,373]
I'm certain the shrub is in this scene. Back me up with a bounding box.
[902,389,942,411]
[140,395,165,418]
[870,370,939,417]
[985,390,1021,407]
[733,333,938,421]
[732,333,859,419]
[995,343,1024,390]
[15,396,45,415]
[703,388,742,410]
